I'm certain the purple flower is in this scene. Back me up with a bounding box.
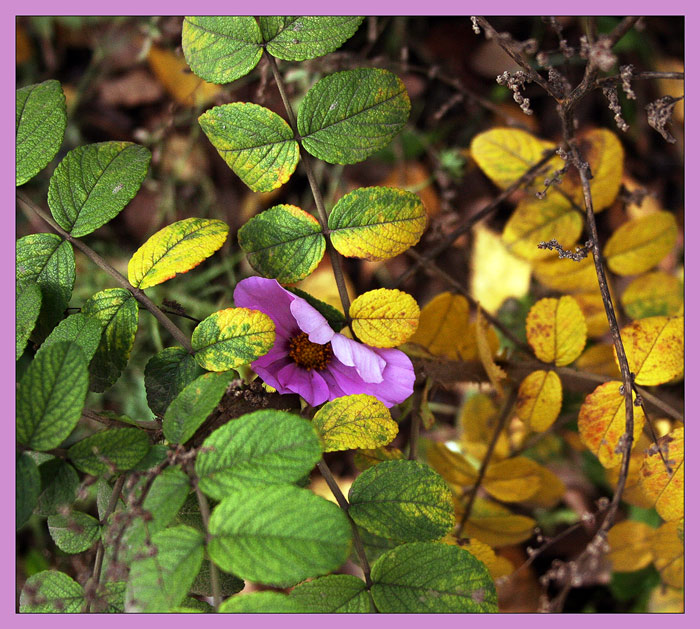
[234,277,415,407]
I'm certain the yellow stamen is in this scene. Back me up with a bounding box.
[288,332,333,371]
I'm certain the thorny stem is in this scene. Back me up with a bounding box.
[86,475,126,613]
[455,387,517,538]
[264,50,354,322]
[316,457,375,598]
[194,480,222,611]
[17,191,194,354]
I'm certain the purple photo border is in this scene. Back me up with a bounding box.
[3,1,694,627]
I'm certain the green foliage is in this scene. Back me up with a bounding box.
[20,570,85,613]
[163,370,235,444]
[290,574,373,612]
[37,313,103,363]
[16,283,42,360]
[16,453,41,529]
[208,483,351,587]
[35,459,79,516]
[16,341,88,451]
[219,591,303,613]
[370,542,498,613]
[67,428,151,475]
[16,80,66,186]
[195,410,322,499]
[144,347,204,415]
[47,142,150,237]
[47,511,101,554]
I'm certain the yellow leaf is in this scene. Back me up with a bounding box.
[522,466,565,509]
[470,127,563,190]
[526,295,587,366]
[648,586,684,613]
[656,58,685,124]
[560,128,624,212]
[443,535,514,579]
[470,225,531,313]
[623,176,665,220]
[457,497,536,548]
[475,308,506,397]
[409,292,470,360]
[503,193,583,261]
[572,291,613,338]
[532,254,599,293]
[379,161,440,217]
[607,521,655,572]
[576,343,620,378]
[617,316,684,386]
[459,393,510,461]
[354,445,404,472]
[577,381,644,468]
[482,457,543,502]
[641,427,684,522]
[147,45,221,107]
[606,450,655,510]
[516,370,562,432]
[621,271,683,320]
[312,394,398,453]
[603,211,678,276]
[426,442,478,487]
[652,520,684,588]
[460,320,499,362]
[349,288,419,348]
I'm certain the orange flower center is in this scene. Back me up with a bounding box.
[288,332,333,371]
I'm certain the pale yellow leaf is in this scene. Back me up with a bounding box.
[652,520,684,588]
[576,343,621,378]
[621,271,683,320]
[532,254,599,293]
[516,370,562,432]
[426,442,477,487]
[457,497,536,548]
[482,457,543,502]
[459,393,510,461]
[409,292,470,360]
[526,295,587,366]
[607,520,655,572]
[641,426,684,522]
[350,288,419,348]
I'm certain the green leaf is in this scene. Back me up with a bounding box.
[312,394,398,452]
[47,511,101,554]
[82,288,139,392]
[195,410,322,499]
[348,460,454,542]
[298,68,410,164]
[199,102,299,192]
[38,313,103,363]
[35,459,79,516]
[131,444,169,472]
[20,570,84,613]
[208,484,351,587]
[16,233,75,336]
[67,428,150,476]
[16,80,66,186]
[145,347,204,416]
[260,16,363,61]
[121,467,191,557]
[329,187,427,259]
[126,525,204,613]
[191,560,245,599]
[238,205,325,284]
[290,574,373,613]
[17,453,41,529]
[219,591,304,613]
[16,282,42,360]
[16,342,88,451]
[99,581,127,613]
[163,370,235,444]
[182,16,263,84]
[128,218,229,289]
[370,542,498,613]
[191,307,275,371]
[47,142,150,237]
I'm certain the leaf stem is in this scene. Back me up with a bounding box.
[17,191,194,353]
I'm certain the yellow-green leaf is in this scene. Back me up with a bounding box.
[470,127,563,189]
[191,308,275,371]
[503,193,583,261]
[482,457,542,502]
[621,271,683,320]
[652,520,684,588]
[641,427,683,522]
[409,292,469,360]
[577,381,644,468]
[312,394,398,452]
[349,289,419,348]
[328,187,427,260]
[526,295,587,366]
[607,521,655,572]
[616,316,683,385]
[533,254,599,293]
[128,218,229,289]
[516,369,562,432]
[604,211,678,276]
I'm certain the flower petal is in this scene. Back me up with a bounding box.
[277,362,330,406]
[233,277,297,337]
[330,334,385,383]
[371,347,416,406]
[289,297,335,344]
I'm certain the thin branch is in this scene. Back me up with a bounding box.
[194,481,221,611]
[604,16,641,48]
[17,191,194,353]
[594,70,684,90]
[408,381,425,460]
[455,387,517,538]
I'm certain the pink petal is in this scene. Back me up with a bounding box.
[289,297,335,344]
[233,277,297,337]
[330,334,385,383]
[277,362,330,406]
